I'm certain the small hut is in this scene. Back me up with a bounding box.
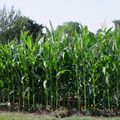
[113,20,120,31]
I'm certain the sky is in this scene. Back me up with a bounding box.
[0,0,120,33]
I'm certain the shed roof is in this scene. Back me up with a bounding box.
[113,20,120,24]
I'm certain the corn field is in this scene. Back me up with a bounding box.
[0,26,120,112]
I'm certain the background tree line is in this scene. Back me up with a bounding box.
[1,6,119,45]
[0,6,44,44]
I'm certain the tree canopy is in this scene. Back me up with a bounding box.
[0,6,44,44]
[56,21,81,36]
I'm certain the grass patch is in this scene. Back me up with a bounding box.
[0,112,120,120]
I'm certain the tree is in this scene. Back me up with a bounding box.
[24,19,44,42]
[56,21,81,36]
[0,6,44,44]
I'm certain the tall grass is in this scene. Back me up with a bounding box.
[0,26,120,112]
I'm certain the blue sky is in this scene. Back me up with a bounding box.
[0,0,120,32]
